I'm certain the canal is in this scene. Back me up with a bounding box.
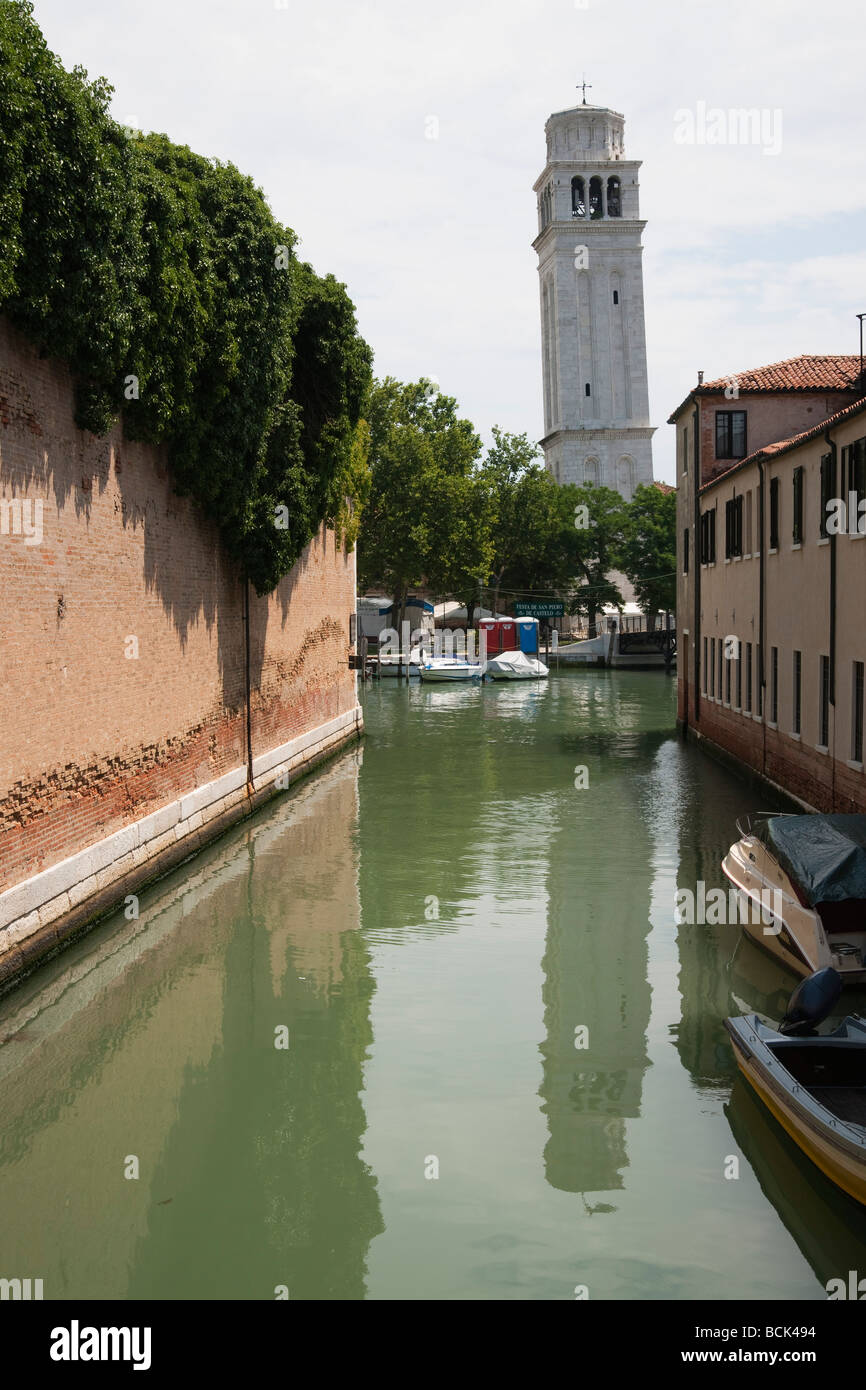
[2,669,866,1300]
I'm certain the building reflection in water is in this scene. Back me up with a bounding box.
[538,706,662,1201]
[0,750,382,1300]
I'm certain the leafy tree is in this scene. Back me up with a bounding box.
[563,484,627,636]
[0,1,372,594]
[359,378,485,637]
[619,484,677,618]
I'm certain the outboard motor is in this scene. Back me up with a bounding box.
[779,967,842,1036]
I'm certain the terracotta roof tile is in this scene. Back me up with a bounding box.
[698,354,862,394]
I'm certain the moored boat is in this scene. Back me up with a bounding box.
[485,650,548,681]
[721,813,866,984]
[417,657,482,683]
[726,968,866,1207]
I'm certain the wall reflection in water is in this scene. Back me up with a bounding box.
[0,751,382,1300]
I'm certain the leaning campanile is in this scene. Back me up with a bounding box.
[533,99,654,498]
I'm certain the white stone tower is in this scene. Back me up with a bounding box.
[533,101,654,498]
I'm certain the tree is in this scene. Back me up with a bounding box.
[563,484,627,636]
[619,484,677,619]
[359,379,485,649]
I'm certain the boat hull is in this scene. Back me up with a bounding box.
[722,833,866,985]
[726,1017,866,1206]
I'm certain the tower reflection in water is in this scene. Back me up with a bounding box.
[538,709,660,1203]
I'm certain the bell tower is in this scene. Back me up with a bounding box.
[533,101,654,498]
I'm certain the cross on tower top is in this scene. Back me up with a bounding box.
[576,76,592,105]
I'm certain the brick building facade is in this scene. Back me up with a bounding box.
[0,319,361,988]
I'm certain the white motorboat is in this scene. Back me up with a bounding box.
[485,650,549,681]
[418,657,482,683]
[722,813,866,985]
[376,653,422,677]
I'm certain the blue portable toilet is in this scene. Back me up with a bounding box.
[516,619,539,655]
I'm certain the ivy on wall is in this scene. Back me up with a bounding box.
[0,1,372,593]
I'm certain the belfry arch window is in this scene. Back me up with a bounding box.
[589,176,603,219]
[584,458,600,486]
[571,176,585,218]
[606,176,622,217]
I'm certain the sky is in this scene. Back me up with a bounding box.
[32,0,866,484]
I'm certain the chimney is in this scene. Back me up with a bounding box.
[697,370,704,385]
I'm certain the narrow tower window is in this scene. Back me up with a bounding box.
[606,176,621,217]
[585,382,591,397]
[571,176,585,218]
[589,176,603,219]
[612,289,619,304]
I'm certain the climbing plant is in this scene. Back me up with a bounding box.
[0,1,372,593]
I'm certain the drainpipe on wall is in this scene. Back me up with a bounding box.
[692,402,701,727]
[758,459,766,778]
[825,425,838,809]
[244,578,254,796]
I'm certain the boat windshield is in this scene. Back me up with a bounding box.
[735,811,791,843]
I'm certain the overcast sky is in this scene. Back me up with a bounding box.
[33,0,866,483]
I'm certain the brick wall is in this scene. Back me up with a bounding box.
[0,318,359,947]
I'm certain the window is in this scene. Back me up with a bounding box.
[715,411,747,460]
[589,175,603,218]
[793,651,801,735]
[736,649,742,709]
[726,649,731,704]
[612,289,619,305]
[854,662,864,762]
[771,647,778,724]
[792,466,804,544]
[843,438,866,533]
[745,490,753,554]
[745,642,753,713]
[718,638,724,700]
[683,527,689,574]
[769,477,780,549]
[571,176,585,218]
[757,643,763,717]
[700,507,716,563]
[702,636,708,695]
[725,495,743,558]
[820,453,836,538]
[585,382,591,397]
[710,637,715,699]
[682,425,689,475]
[606,176,621,217]
[819,655,830,747]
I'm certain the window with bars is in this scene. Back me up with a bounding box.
[820,453,836,538]
[769,477,780,550]
[793,650,801,735]
[715,411,747,460]
[820,655,830,747]
[771,647,779,724]
[736,650,742,709]
[745,643,752,713]
[792,467,804,544]
[726,649,732,704]
[710,637,715,699]
[725,495,743,558]
[702,637,708,695]
[853,662,864,763]
[718,638,724,700]
[757,643,763,717]
[700,508,716,563]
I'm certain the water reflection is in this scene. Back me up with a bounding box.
[0,754,382,1299]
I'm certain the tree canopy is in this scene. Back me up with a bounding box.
[0,1,372,593]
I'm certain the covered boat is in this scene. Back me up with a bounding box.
[721,813,866,984]
[726,968,866,1207]
[485,650,549,681]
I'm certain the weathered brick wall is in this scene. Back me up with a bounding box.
[0,318,358,899]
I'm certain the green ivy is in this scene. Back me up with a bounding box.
[0,1,372,593]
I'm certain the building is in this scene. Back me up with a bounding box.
[673,353,866,811]
[532,100,654,500]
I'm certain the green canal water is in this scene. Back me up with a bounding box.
[3,669,866,1301]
